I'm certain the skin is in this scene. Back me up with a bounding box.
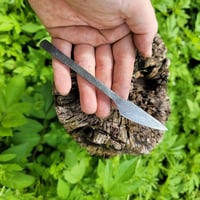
[28,0,158,118]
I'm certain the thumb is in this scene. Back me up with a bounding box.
[122,0,158,57]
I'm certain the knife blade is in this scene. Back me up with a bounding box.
[40,40,167,131]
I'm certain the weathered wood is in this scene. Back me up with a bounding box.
[54,34,170,157]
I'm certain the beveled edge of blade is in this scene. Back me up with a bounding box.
[118,100,168,131]
[120,112,168,131]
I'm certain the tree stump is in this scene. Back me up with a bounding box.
[54,34,170,157]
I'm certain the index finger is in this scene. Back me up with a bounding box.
[52,38,72,95]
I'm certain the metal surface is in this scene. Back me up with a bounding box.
[40,40,167,131]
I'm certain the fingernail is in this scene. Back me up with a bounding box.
[146,47,152,57]
[145,47,152,58]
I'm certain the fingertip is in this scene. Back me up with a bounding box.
[141,45,152,58]
[79,86,97,114]
[123,0,158,58]
[112,84,130,100]
[96,93,111,118]
[145,47,153,58]
[112,34,135,100]
[95,44,113,119]
[96,108,111,119]
[54,78,71,96]
[52,56,72,95]
[51,38,73,95]
[133,34,153,58]
[74,44,97,115]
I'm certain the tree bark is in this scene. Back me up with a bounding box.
[54,34,170,157]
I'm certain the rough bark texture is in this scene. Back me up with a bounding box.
[54,34,170,157]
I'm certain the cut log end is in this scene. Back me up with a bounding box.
[54,34,170,157]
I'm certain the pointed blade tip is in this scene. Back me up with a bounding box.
[143,121,168,131]
[157,125,168,131]
[141,122,168,131]
[121,112,168,131]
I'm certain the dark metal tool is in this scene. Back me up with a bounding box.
[40,40,167,131]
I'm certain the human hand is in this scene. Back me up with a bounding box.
[28,0,158,118]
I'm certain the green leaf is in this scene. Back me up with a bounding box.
[0,154,16,162]
[0,16,14,32]
[5,75,25,106]
[103,160,113,192]
[63,160,86,184]
[22,22,43,33]
[0,89,6,113]
[186,99,200,119]
[17,119,43,134]
[29,82,56,119]
[109,181,142,197]
[12,119,42,146]
[6,102,31,114]
[57,178,70,199]
[40,82,56,119]
[2,112,27,128]
[12,130,40,149]
[64,149,78,168]
[0,126,12,137]
[97,159,112,190]
[113,159,137,184]
[5,163,22,172]
[3,144,32,164]
[0,172,35,189]
[195,12,200,32]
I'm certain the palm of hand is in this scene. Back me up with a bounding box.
[28,0,157,118]
[32,0,133,46]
